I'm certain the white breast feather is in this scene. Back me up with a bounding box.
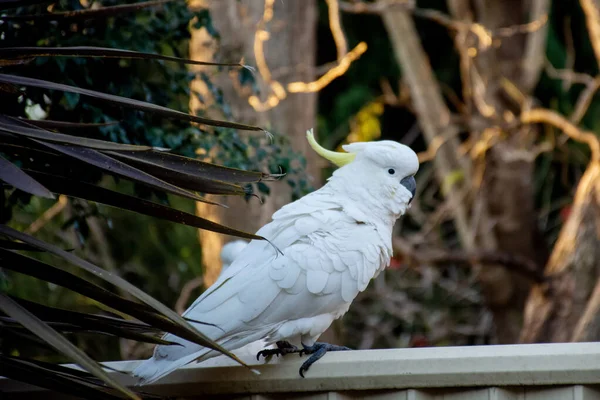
[132,190,391,384]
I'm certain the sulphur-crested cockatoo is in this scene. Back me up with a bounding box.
[188,239,273,368]
[133,130,418,384]
[219,239,274,360]
[220,240,248,271]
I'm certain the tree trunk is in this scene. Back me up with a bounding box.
[519,0,600,343]
[189,0,226,289]
[190,0,319,285]
[381,8,472,248]
[521,161,600,342]
[385,0,550,343]
[445,0,550,343]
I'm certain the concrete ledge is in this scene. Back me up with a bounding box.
[2,343,600,398]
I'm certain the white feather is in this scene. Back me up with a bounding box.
[220,240,248,271]
[133,139,419,384]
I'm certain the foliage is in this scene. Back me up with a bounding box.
[5,0,600,395]
[0,0,287,398]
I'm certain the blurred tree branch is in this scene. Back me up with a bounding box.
[333,0,600,348]
[572,278,600,341]
[521,109,600,161]
[25,195,68,235]
[380,4,474,250]
[378,0,552,343]
[520,160,600,342]
[247,0,367,111]
[519,0,600,343]
[580,0,600,65]
[175,277,203,315]
[393,239,544,284]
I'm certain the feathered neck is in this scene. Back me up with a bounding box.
[319,163,409,228]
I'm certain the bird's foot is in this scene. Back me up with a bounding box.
[298,342,351,378]
[256,340,299,360]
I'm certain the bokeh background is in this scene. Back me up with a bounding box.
[3,0,600,365]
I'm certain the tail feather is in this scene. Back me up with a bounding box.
[132,327,276,385]
[132,347,210,385]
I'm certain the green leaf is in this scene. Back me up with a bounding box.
[0,225,251,369]
[0,154,54,198]
[62,91,80,110]
[0,74,264,132]
[0,293,141,400]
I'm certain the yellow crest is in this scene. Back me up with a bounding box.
[306,129,356,167]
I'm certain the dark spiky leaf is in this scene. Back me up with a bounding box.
[0,355,126,400]
[1,143,262,237]
[109,150,281,183]
[0,247,157,317]
[1,135,275,191]
[0,74,264,132]
[0,0,52,11]
[0,57,35,67]
[0,293,141,400]
[108,151,250,195]
[0,239,43,251]
[1,0,171,19]
[0,225,251,368]
[0,115,161,151]
[32,141,224,205]
[20,118,120,130]
[2,321,174,346]
[26,171,264,239]
[0,46,246,68]
[0,247,222,333]
[0,297,177,346]
[0,154,54,198]
[1,325,53,348]
[0,81,20,93]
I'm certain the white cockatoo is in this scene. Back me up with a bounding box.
[218,239,274,359]
[133,130,418,384]
[220,240,248,271]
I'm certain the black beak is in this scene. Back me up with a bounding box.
[401,176,416,203]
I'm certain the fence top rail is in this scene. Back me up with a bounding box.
[2,342,600,397]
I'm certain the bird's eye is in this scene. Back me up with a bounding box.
[388,168,396,175]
